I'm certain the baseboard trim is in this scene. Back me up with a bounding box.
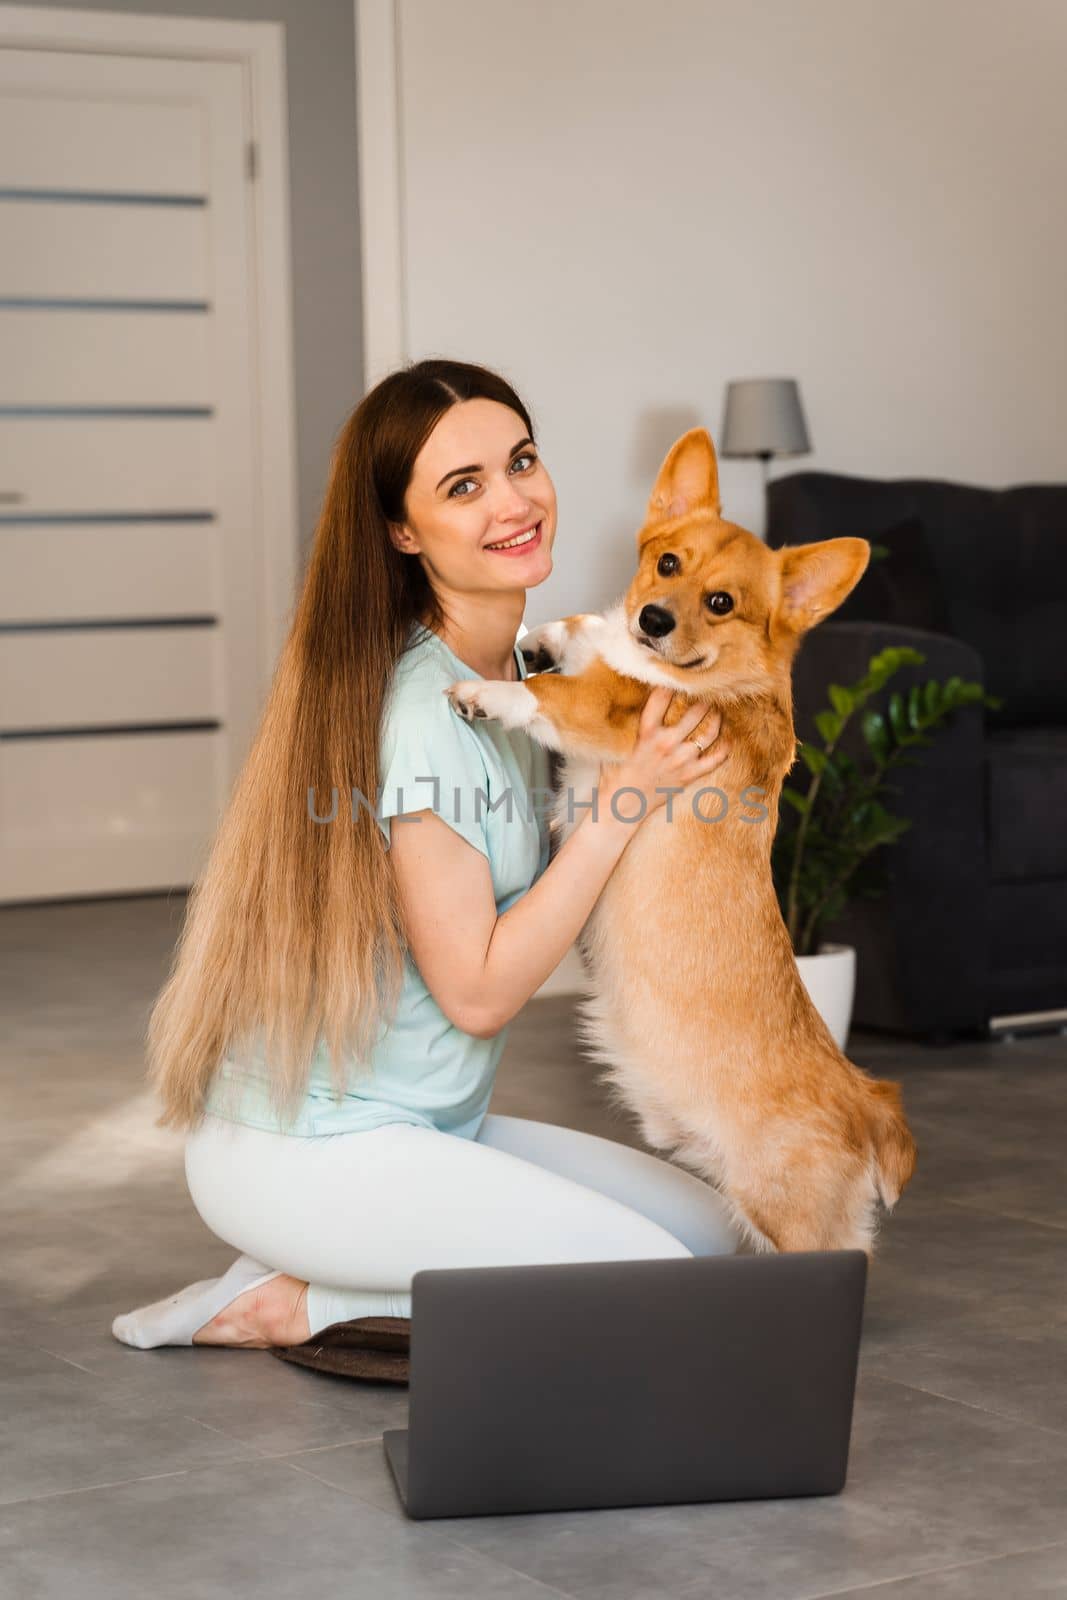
[989,1006,1067,1038]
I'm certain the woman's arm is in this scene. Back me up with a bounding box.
[386,688,730,1038]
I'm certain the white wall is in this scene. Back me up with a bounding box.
[384,0,1067,623]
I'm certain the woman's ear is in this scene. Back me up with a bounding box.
[388,521,420,555]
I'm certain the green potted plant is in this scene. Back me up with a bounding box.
[771,645,999,1047]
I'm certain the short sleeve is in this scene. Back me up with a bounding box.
[375,682,492,861]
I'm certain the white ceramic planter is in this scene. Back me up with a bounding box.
[795,942,856,1051]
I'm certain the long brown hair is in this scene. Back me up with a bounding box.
[148,358,536,1131]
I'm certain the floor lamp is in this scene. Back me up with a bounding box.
[719,378,812,536]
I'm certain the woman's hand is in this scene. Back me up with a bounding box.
[596,686,730,823]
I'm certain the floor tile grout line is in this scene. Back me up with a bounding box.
[864,1370,1067,1441]
[281,1452,580,1593]
[940,1195,1067,1234]
[0,1441,388,1514]
[32,1345,101,1377]
[11,1342,403,1458]
[798,1535,1067,1599]
[281,1455,428,1518]
[440,1531,619,1599]
[158,1412,393,1458]
[282,1459,581,1600]
[1,1468,191,1510]
[417,1539,582,1600]
[251,1434,391,1463]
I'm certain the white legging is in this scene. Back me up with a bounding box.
[184,1112,740,1336]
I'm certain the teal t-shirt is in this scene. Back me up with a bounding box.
[203,623,552,1139]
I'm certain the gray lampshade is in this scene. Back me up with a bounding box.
[720,378,811,459]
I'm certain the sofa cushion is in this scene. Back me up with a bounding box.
[835,516,952,633]
[767,472,1067,729]
[985,726,1067,882]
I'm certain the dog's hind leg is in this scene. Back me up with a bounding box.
[729,1166,879,1257]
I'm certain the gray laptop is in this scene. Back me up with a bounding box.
[383,1250,867,1520]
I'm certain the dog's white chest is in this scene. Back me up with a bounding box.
[551,756,601,847]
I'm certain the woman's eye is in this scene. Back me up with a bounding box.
[448,453,538,499]
[705,590,734,615]
[657,552,680,577]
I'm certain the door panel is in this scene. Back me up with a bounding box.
[0,52,204,193]
[0,203,208,301]
[0,45,263,901]
[0,417,216,513]
[0,309,211,407]
[0,523,218,622]
[0,628,221,730]
[0,730,221,900]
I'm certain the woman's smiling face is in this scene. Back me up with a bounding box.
[389,397,556,591]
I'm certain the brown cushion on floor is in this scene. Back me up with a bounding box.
[270,1315,411,1385]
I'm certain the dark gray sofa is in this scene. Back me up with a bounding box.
[767,471,1067,1041]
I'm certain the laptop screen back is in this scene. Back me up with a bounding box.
[400,1251,867,1519]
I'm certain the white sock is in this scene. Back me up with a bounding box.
[305,1283,411,1338]
[111,1254,283,1349]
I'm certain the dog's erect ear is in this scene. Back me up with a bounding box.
[642,429,721,542]
[777,538,870,634]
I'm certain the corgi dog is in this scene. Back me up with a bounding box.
[445,427,917,1255]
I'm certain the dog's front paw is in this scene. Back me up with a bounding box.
[444,679,540,729]
[444,680,492,722]
[519,620,568,675]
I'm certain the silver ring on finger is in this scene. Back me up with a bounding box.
[689,736,707,756]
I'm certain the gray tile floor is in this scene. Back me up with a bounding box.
[2,894,1066,1600]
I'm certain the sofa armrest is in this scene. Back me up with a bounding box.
[792,620,986,751]
[787,621,990,1037]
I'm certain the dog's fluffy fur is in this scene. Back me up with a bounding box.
[445,428,917,1255]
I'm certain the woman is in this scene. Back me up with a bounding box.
[112,358,738,1354]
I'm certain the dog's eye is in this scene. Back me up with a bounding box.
[657,553,680,577]
[705,591,734,616]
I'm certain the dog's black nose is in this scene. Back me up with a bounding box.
[638,604,675,638]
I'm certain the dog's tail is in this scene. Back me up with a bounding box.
[866,1078,918,1209]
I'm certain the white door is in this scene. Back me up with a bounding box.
[0,42,275,902]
